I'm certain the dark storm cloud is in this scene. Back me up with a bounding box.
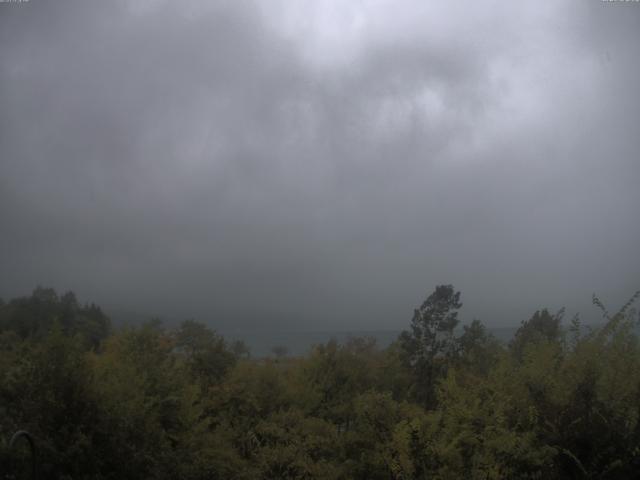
[1,0,639,329]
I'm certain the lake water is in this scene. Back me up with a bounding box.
[221,327,519,357]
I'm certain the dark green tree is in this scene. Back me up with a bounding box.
[510,308,563,361]
[174,319,237,387]
[0,287,110,348]
[399,284,462,408]
[457,319,500,375]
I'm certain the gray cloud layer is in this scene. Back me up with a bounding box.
[1,0,639,330]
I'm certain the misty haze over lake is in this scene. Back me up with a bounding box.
[1,0,639,332]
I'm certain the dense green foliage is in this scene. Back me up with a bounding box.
[1,286,639,479]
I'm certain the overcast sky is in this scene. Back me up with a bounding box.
[1,0,639,330]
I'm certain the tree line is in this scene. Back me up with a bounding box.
[1,285,639,479]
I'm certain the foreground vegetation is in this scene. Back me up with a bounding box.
[1,286,639,479]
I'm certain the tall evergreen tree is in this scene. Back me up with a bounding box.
[399,284,462,407]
